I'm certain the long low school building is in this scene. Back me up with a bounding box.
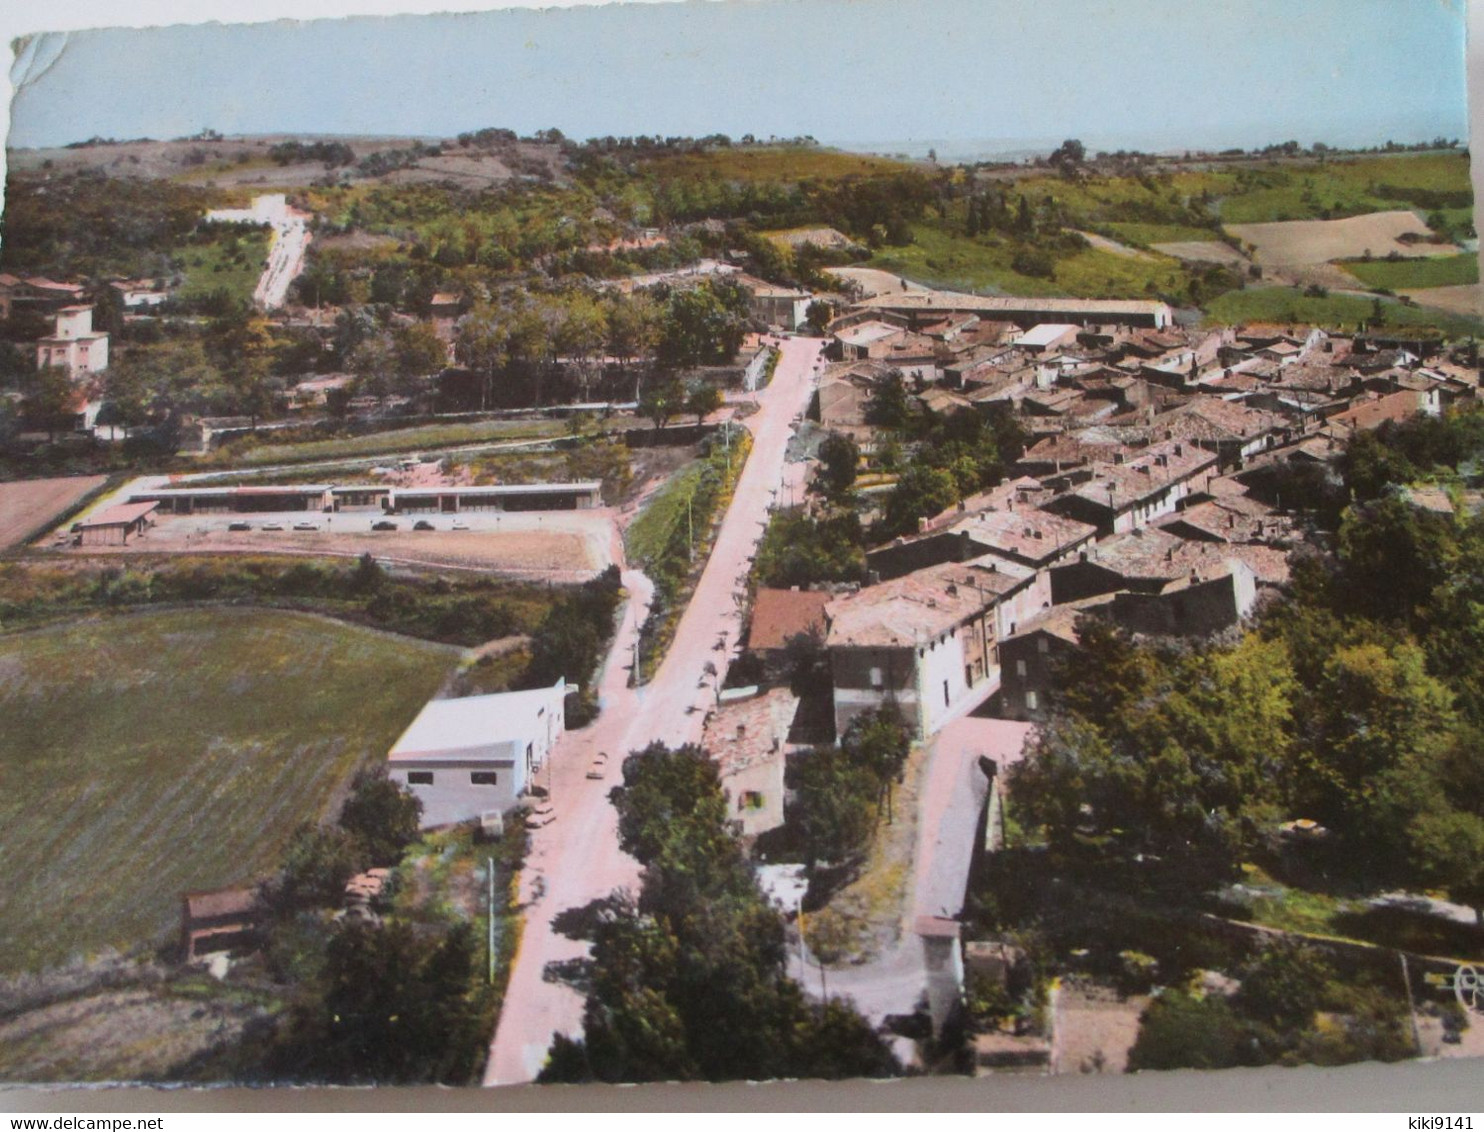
[390,482,602,514]
[129,485,335,514]
[127,481,604,515]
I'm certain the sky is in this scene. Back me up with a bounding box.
[4,0,1471,158]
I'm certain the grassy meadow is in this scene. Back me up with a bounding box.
[1204,285,1484,337]
[0,607,458,975]
[174,226,273,305]
[1339,253,1480,291]
[868,221,1190,300]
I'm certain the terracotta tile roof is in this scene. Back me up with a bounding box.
[749,588,831,652]
[701,687,799,775]
[826,556,1035,649]
[1071,527,1290,586]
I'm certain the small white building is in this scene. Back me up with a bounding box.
[386,680,567,827]
[36,305,109,378]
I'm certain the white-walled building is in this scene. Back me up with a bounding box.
[386,680,567,827]
[36,305,109,378]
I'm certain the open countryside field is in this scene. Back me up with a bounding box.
[1339,252,1480,291]
[1151,240,1250,268]
[0,607,458,975]
[1204,285,1484,337]
[0,476,108,549]
[1227,211,1457,267]
[1402,283,1484,318]
[868,222,1189,300]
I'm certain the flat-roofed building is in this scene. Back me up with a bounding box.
[129,485,334,514]
[387,681,567,827]
[391,481,602,513]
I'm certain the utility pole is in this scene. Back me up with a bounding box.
[687,490,694,562]
[487,856,496,985]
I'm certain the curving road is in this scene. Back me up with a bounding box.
[483,336,825,1085]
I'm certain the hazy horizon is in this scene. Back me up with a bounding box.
[7,0,1468,156]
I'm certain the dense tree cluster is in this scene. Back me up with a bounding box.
[539,743,898,1083]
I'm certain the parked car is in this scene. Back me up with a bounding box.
[524,803,556,830]
[371,520,398,531]
[293,521,319,531]
[228,521,252,532]
[261,522,285,531]
[586,752,609,780]
[451,520,470,531]
[413,520,435,531]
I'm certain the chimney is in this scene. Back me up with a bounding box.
[1114,452,1126,465]
[736,724,747,739]
[1173,443,1183,457]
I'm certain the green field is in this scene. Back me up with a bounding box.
[212,417,567,467]
[868,221,1190,300]
[175,227,273,304]
[1339,253,1480,291]
[1204,285,1484,337]
[1093,221,1223,246]
[0,608,458,974]
[993,152,1471,229]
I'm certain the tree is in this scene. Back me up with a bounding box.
[455,303,509,411]
[349,334,396,407]
[338,766,423,867]
[1409,809,1484,922]
[865,369,912,429]
[554,295,608,402]
[260,824,365,915]
[815,432,860,501]
[1127,989,1264,1072]
[543,744,898,1083]
[787,746,878,865]
[392,320,448,393]
[842,708,911,821]
[879,464,957,538]
[1048,138,1086,177]
[639,375,684,431]
[804,299,834,335]
[23,365,78,441]
[284,919,486,1083]
[684,381,724,426]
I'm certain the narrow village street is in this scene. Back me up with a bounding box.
[484,337,824,1085]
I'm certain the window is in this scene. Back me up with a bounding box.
[1026,691,1039,711]
[1015,659,1027,678]
[407,771,434,786]
[470,771,498,786]
[741,791,764,811]
[869,666,884,689]
[1037,637,1049,654]
[943,680,950,707]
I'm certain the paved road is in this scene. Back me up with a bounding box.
[789,716,1034,1027]
[483,336,825,1085]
